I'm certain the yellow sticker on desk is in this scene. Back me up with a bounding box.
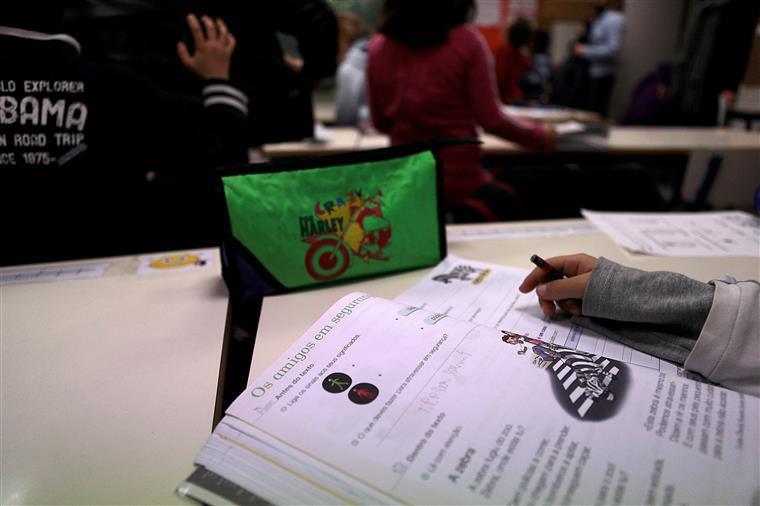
[149,254,206,269]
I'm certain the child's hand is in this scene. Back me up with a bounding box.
[283,53,305,74]
[177,14,236,80]
[519,254,598,317]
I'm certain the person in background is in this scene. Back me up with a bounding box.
[214,1,338,145]
[367,0,555,223]
[64,0,338,145]
[620,63,672,125]
[334,13,370,127]
[520,254,759,397]
[0,3,247,265]
[494,17,533,105]
[336,12,366,65]
[573,0,625,116]
[666,0,759,126]
[551,23,591,109]
[520,29,552,103]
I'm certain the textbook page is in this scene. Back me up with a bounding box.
[394,255,677,374]
[581,210,760,257]
[216,293,759,505]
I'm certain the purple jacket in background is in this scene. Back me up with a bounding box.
[621,63,672,125]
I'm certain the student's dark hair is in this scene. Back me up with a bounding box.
[378,0,475,47]
[507,18,532,48]
[532,29,549,54]
[0,0,68,32]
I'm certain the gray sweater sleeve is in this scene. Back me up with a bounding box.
[572,257,760,397]
[571,257,714,364]
[582,257,714,330]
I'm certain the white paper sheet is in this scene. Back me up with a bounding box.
[502,105,571,121]
[581,210,760,257]
[0,262,109,285]
[554,120,586,135]
[446,222,598,242]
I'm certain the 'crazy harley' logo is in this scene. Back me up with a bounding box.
[299,189,391,281]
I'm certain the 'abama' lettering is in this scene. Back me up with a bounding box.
[0,96,87,131]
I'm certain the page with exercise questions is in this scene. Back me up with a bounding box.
[395,255,679,374]
[222,293,759,505]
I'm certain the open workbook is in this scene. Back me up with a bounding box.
[179,256,759,505]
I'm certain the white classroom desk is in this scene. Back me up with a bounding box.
[478,126,760,156]
[0,249,228,505]
[311,93,603,126]
[262,126,760,159]
[248,218,760,381]
[262,127,361,158]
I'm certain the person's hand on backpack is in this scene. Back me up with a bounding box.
[177,14,236,80]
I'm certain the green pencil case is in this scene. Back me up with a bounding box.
[220,142,448,298]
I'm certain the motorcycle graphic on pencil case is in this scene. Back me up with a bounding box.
[302,190,391,282]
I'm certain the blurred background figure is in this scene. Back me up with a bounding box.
[519,29,552,103]
[573,0,625,116]
[367,0,555,223]
[334,13,370,127]
[336,11,366,64]
[551,19,592,110]
[620,63,673,125]
[64,1,338,145]
[666,0,760,126]
[0,1,247,266]
[494,17,532,105]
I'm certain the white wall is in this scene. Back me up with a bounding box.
[608,0,685,121]
[549,21,584,67]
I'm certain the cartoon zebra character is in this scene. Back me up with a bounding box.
[433,265,481,284]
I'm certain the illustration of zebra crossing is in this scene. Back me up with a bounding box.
[550,350,620,418]
[501,330,627,420]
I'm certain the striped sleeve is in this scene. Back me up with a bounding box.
[202,81,249,116]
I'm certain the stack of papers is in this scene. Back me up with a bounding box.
[553,120,586,136]
[180,256,759,505]
[502,105,571,122]
[446,221,598,242]
[582,210,760,257]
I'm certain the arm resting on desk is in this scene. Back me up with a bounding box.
[466,30,546,149]
[573,258,759,396]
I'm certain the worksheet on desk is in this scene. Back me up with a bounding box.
[214,292,759,506]
[581,210,760,257]
[393,255,677,374]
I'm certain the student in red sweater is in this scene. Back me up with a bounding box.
[367,0,555,221]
